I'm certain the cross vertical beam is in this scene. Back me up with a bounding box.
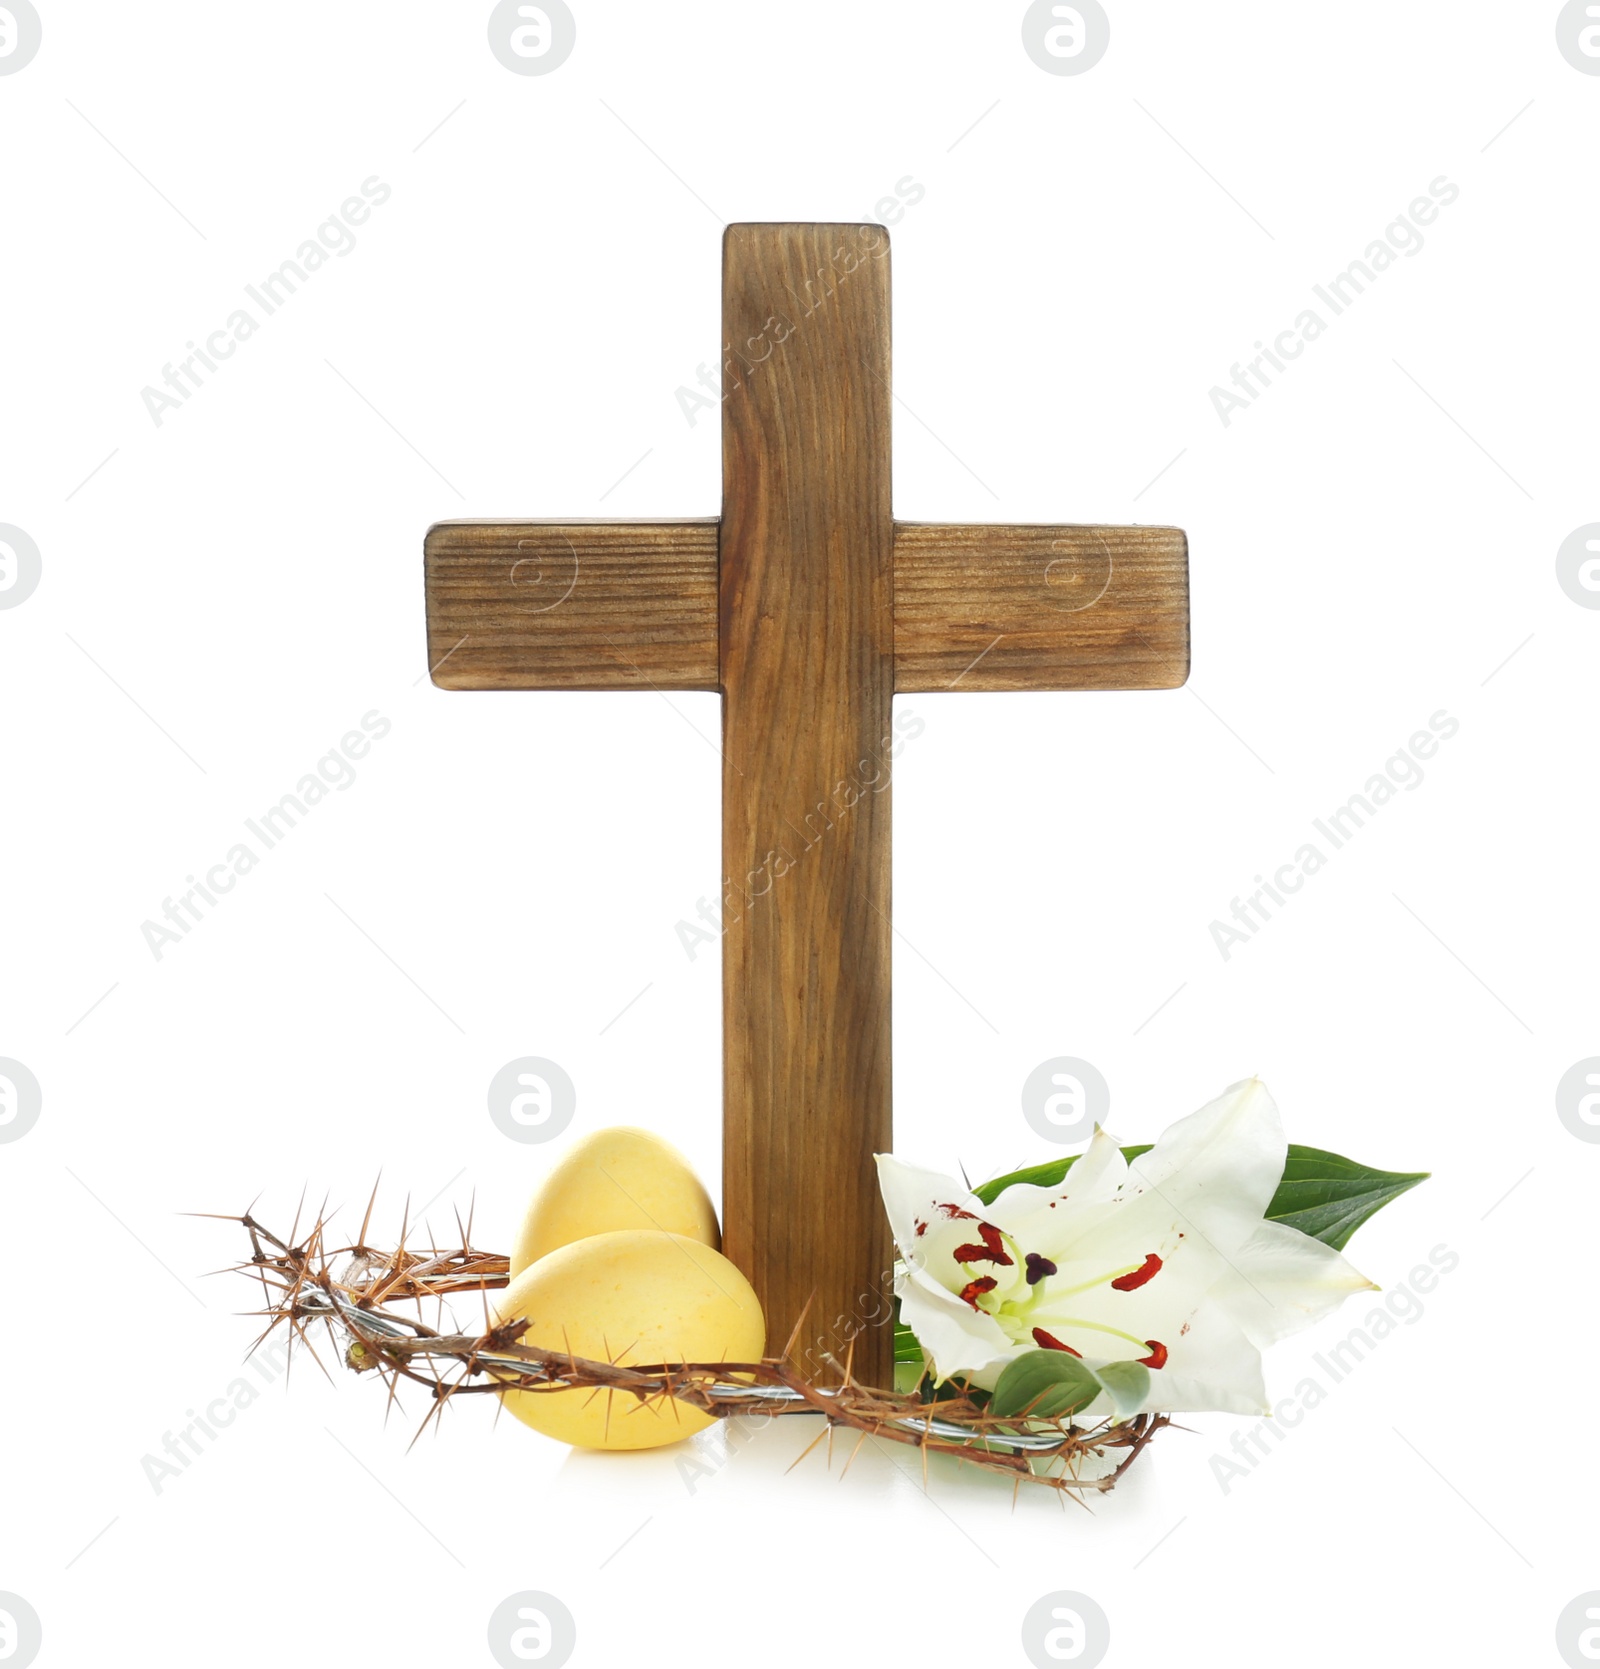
[719,224,895,1384]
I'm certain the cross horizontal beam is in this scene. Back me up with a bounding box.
[425,520,721,691]
[424,520,1188,692]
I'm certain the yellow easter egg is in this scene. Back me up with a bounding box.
[509,1126,718,1277]
[492,1230,765,1450]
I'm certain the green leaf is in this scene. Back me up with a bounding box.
[1266,1145,1430,1251]
[989,1351,1150,1420]
[990,1350,1102,1419]
[974,1142,1427,1252]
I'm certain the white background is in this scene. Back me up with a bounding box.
[2,3,1597,1666]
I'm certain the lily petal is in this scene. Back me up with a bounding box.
[1123,1077,1287,1263]
[983,1125,1129,1249]
[897,1263,1015,1385]
[1126,1301,1270,1416]
[873,1154,972,1260]
[1209,1219,1379,1349]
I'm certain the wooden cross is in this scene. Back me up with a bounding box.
[424,223,1188,1385]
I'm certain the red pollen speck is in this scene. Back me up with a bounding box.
[1110,1253,1163,1292]
[914,1220,927,1238]
[1136,1339,1168,1369]
[958,1276,998,1309]
[1031,1328,1082,1357]
[937,1202,978,1221]
[953,1221,1013,1267]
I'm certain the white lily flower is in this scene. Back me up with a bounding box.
[878,1078,1377,1415]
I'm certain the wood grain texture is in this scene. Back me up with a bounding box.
[424,520,719,690]
[719,223,895,1386]
[892,523,1190,692]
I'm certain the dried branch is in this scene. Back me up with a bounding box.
[218,1204,1170,1496]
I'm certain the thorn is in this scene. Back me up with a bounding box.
[358,1174,382,1248]
[779,1293,818,1366]
[786,1423,831,1475]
